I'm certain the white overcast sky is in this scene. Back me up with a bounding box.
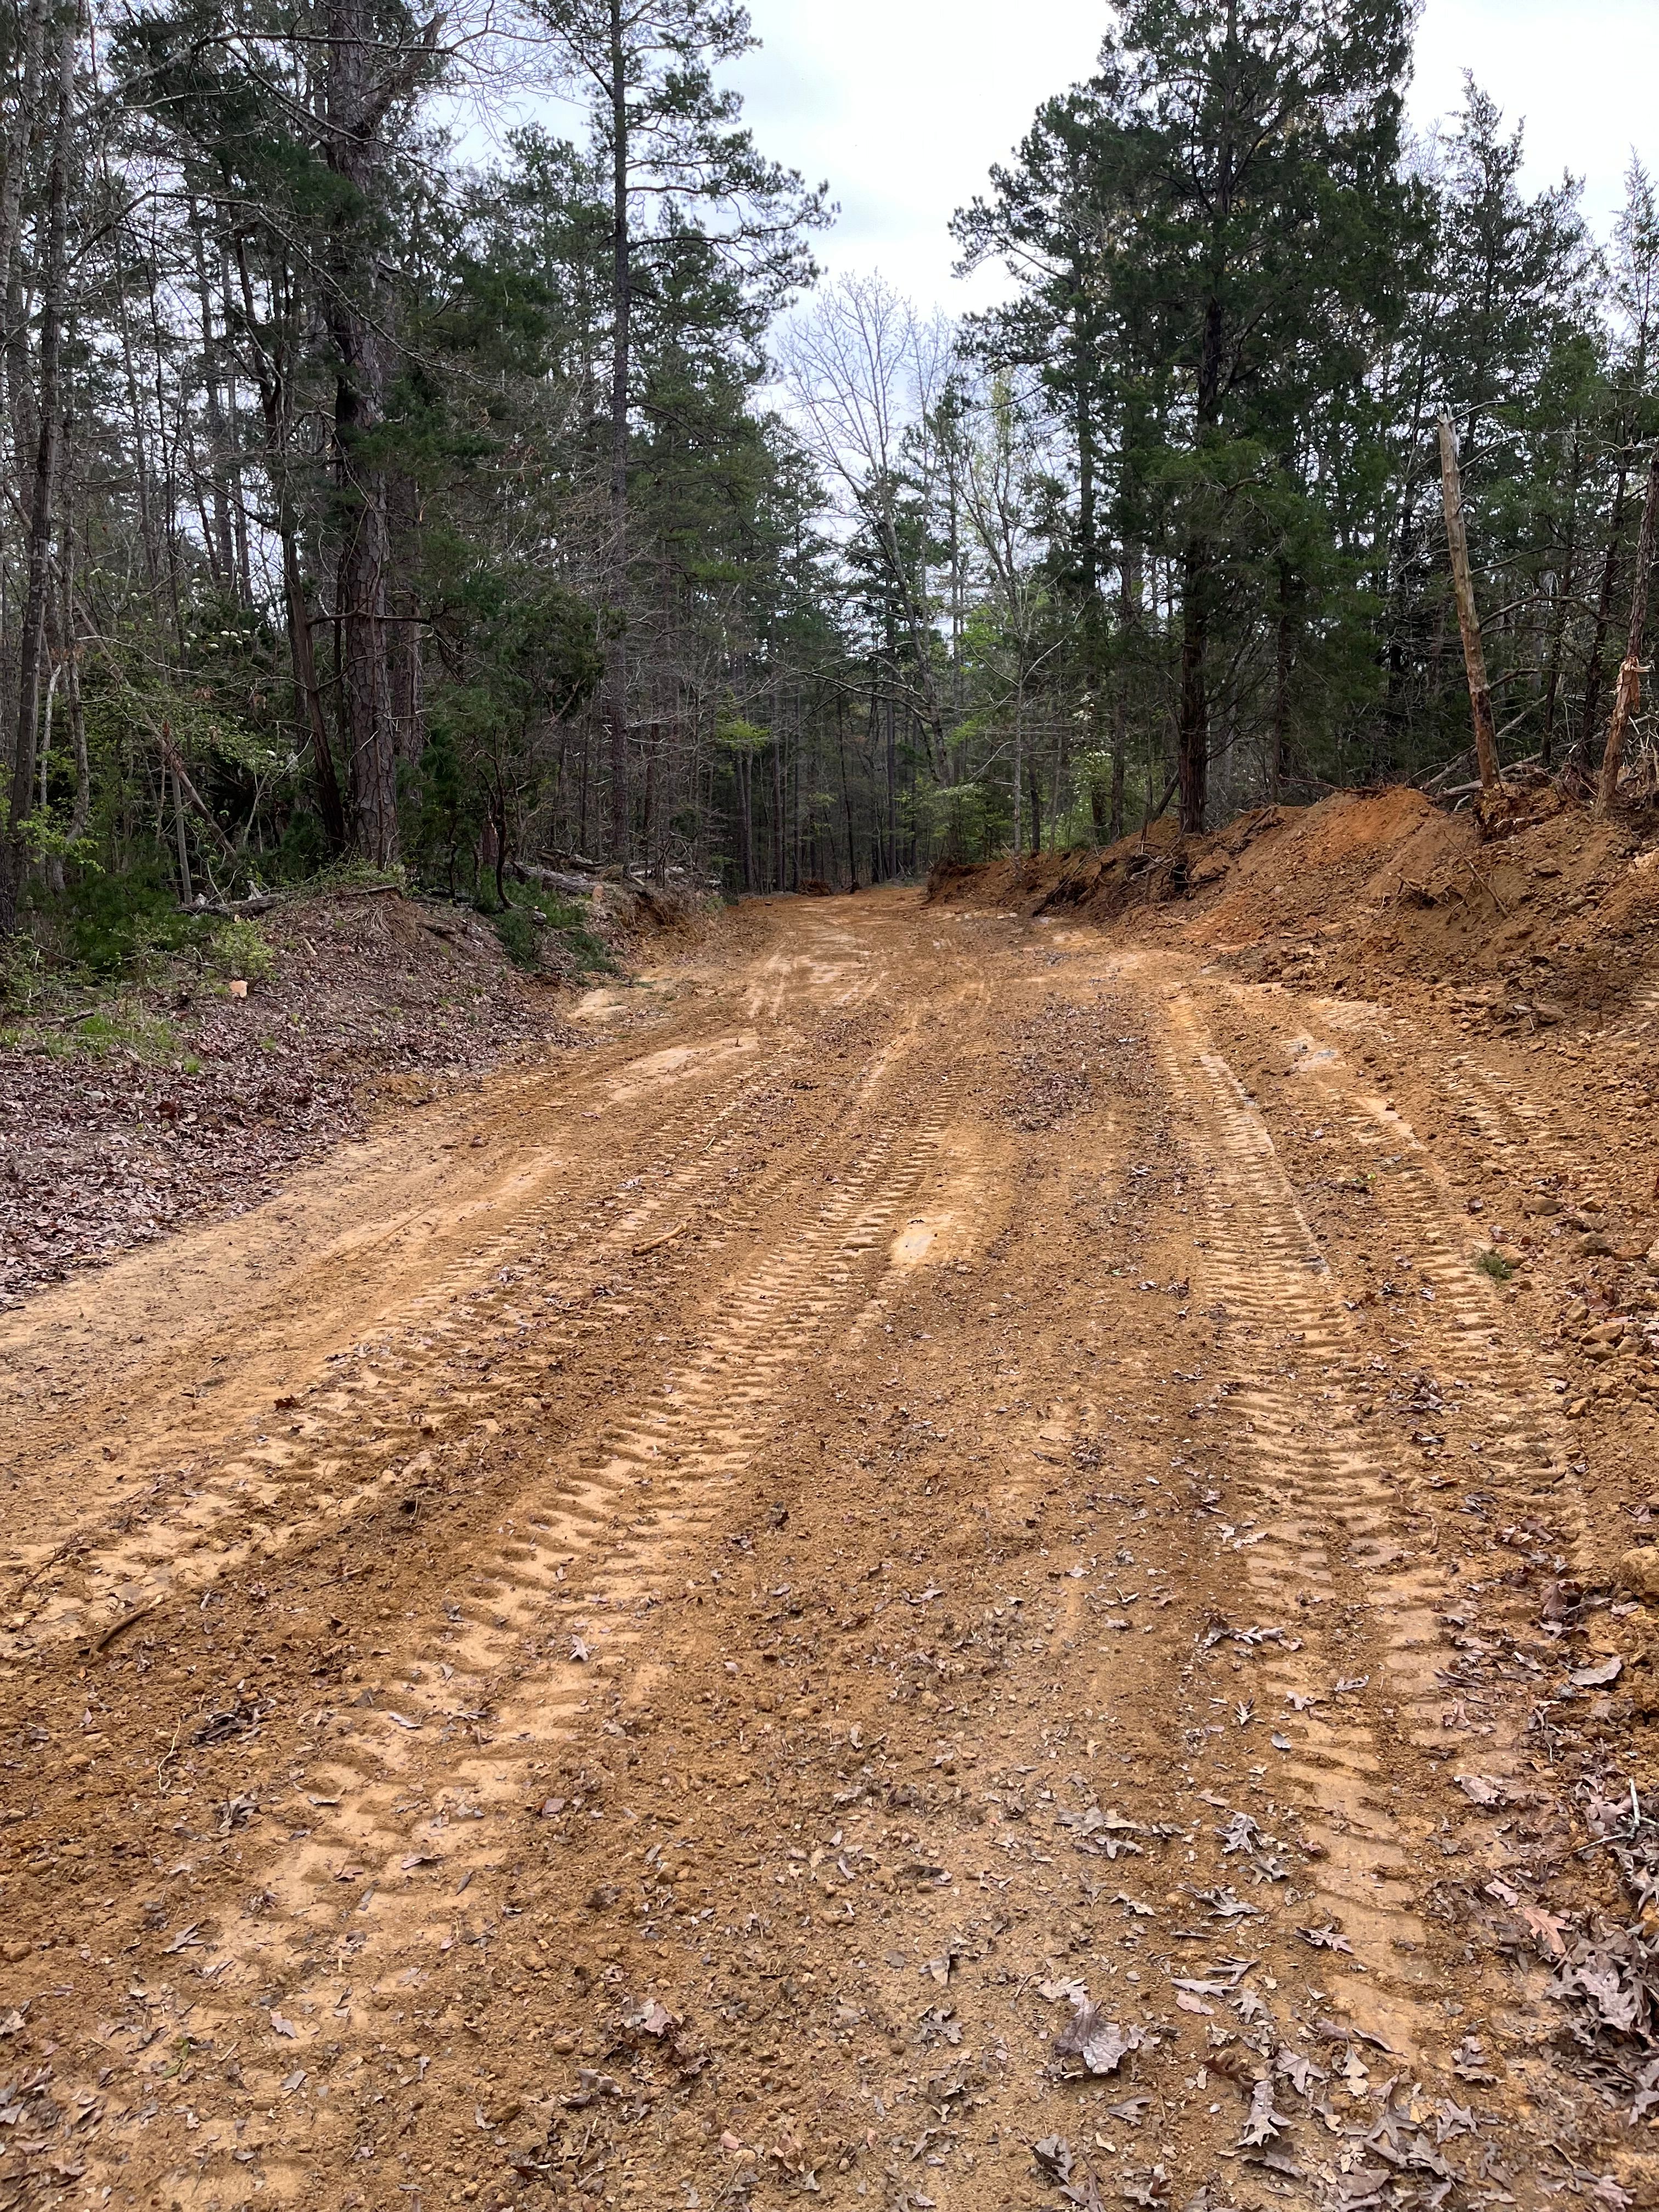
[727,0,1659,312]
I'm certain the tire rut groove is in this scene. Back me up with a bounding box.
[70,1040,969,2197]
[1161,990,1572,2063]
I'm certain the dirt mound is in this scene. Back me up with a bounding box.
[0,888,584,1307]
[929,786,1659,1032]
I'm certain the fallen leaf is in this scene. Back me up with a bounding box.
[1296,1925,1353,1954]
[1275,2047,1325,2094]
[1452,2034,1497,2083]
[1053,1990,1144,2076]
[1033,2134,1075,2182]
[1240,2075,1293,2147]
[1454,1773,1519,1808]
[1520,1905,1571,1959]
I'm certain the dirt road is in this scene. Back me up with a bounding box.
[2,889,1652,2211]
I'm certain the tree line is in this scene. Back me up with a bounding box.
[1,0,1656,957]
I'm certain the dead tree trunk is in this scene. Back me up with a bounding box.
[1594,443,1659,821]
[1436,415,1501,803]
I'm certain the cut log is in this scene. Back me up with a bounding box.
[516,862,599,900]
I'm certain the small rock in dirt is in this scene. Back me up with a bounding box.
[1617,1548,1659,1601]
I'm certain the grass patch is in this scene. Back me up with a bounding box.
[1475,1249,1514,1283]
[17,1005,193,1066]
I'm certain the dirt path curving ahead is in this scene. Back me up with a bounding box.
[1,890,1650,2212]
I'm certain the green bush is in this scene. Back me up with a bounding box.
[54,864,192,980]
[1475,1249,1514,1284]
[487,887,616,974]
[492,905,542,969]
[206,917,276,982]
[530,891,613,972]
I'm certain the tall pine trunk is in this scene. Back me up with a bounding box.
[323,0,399,866]
[1541,431,1582,769]
[1595,444,1659,820]
[388,470,424,766]
[0,7,71,934]
[605,0,631,864]
[1177,537,1210,834]
[1580,458,1632,763]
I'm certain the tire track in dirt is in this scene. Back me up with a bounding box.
[1299,989,1621,1213]
[0,915,898,1662]
[1,952,917,1668]
[1267,999,1590,1551]
[1157,984,1571,2065]
[72,1013,978,2207]
[0,1055,775,1662]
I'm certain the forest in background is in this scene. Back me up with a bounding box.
[1,0,1657,977]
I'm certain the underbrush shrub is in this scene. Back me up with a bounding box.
[206,917,276,983]
[492,905,541,970]
[51,861,193,981]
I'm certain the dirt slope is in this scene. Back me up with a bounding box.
[1,879,1656,2212]
[0,889,583,1310]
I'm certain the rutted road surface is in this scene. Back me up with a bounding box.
[0,892,1650,2212]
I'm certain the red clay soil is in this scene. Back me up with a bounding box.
[3,798,1659,2212]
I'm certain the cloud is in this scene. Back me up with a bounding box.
[733,0,1658,314]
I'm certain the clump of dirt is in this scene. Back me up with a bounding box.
[0,888,584,1306]
[929,787,1659,1035]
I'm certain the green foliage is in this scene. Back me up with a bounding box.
[206,918,276,983]
[488,885,614,974]
[491,904,543,969]
[10,1005,191,1066]
[715,715,771,754]
[50,865,199,982]
[1476,1249,1515,1284]
[9,0,1659,953]
[413,724,481,896]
